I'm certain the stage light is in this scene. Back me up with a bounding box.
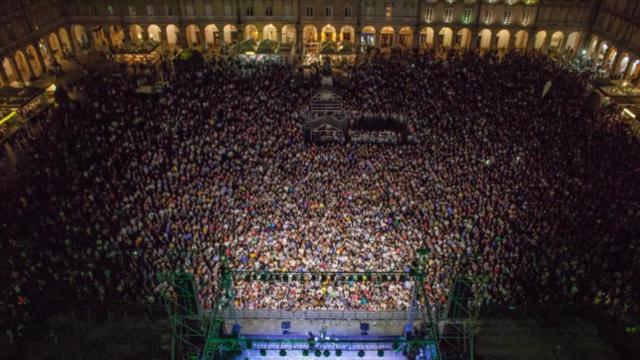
[280,349,287,356]
[392,341,400,350]
[315,349,322,357]
[335,349,342,356]
[260,349,267,356]
[260,274,267,282]
[246,341,253,349]
[378,350,385,357]
[303,349,309,356]
[358,350,365,357]
[323,350,330,357]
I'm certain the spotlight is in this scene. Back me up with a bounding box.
[378,350,385,357]
[280,349,287,357]
[281,321,291,335]
[260,349,267,356]
[358,350,365,357]
[335,349,342,357]
[303,349,309,357]
[315,349,322,357]
[360,323,369,336]
[323,350,330,357]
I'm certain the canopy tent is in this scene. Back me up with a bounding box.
[320,41,338,55]
[256,39,279,54]
[235,39,257,54]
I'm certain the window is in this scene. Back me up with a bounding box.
[462,8,472,23]
[503,8,512,24]
[425,7,433,22]
[146,5,154,15]
[365,2,374,16]
[444,7,453,22]
[306,6,313,16]
[186,5,194,16]
[404,3,413,17]
[107,5,114,15]
[224,3,232,16]
[205,5,213,16]
[386,5,393,18]
[484,8,493,24]
[266,4,273,16]
[284,3,291,16]
[128,5,136,15]
[164,5,172,15]
[325,5,332,17]
[246,6,254,16]
[344,6,352,17]
[522,9,531,26]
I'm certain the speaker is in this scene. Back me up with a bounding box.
[360,323,369,335]
[281,321,291,335]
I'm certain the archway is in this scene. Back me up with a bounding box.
[91,26,108,49]
[223,24,238,44]
[566,32,581,54]
[282,25,296,45]
[73,25,89,48]
[2,57,19,83]
[263,24,278,42]
[148,24,162,43]
[244,25,259,42]
[534,31,547,51]
[340,26,355,44]
[204,25,219,48]
[58,28,72,53]
[605,47,618,70]
[549,31,564,51]
[321,25,337,43]
[14,51,32,80]
[186,25,201,48]
[37,38,54,67]
[514,30,528,51]
[615,53,630,78]
[48,33,63,61]
[109,25,125,48]
[25,45,43,77]
[439,27,453,48]
[129,25,144,42]
[479,29,492,50]
[166,25,179,50]
[419,27,434,48]
[627,60,640,81]
[399,27,413,48]
[496,29,510,51]
[380,27,395,48]
[456,28,471,49]
[303,25,318,44]
[361,26,376,47]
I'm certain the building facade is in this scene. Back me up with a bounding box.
[1,0,639,86]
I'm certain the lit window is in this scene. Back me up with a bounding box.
[128,5,136,15]
[522,9,531,26]
[306,6,313,17]
[246,6,253,16]
[204,5,212,16]
[186,5,194,16]
[425,7,433,23]
[265,4,273,16]
[444,8,453,22]
[462,8,472,23]
[386,5,393,18]
[325,5,333,17]
[344,6,352,17]
[503,8,512,24]
[484,8,494,24]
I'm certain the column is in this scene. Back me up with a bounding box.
[123,24,132,42]
[412,26,419,51]
[24,54,35,80]
[8,57,24,83]
[508,36,516,53]
[489,33,497,51]
[68,26,80,52]
[541,36,550,55]
[608,52,620,78]
[179,26,188,49]
[33,45,47,74]
[198,27,206,49]
[432,29,440,48]
[355,28,362,56]
[41,38,55,64]
[526,31,535,53]
[296,26,303,57]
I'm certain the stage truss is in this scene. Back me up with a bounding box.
[158,251,478,360]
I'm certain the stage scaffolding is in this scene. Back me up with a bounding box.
[158,251,478,360]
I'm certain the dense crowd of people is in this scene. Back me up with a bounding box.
[1,50,640,337]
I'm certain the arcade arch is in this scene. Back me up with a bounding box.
[514,30,528,51]
[186,25,201,47]
[303,25,318,44]
[534,31,547,51]
[321,25,337,42]
[361,26,376,47]
[479,29,491,50]
[340,26,355,44]
[282,25,296,45]
[419,27,434,47]
[148,25,162,42]
[399,27,413,48]
[439,27,453,48]
[244,24,259,42]
[456,28,471,49]
[263,24,278,42]
[496,29,510,51]
[223,24,238,44]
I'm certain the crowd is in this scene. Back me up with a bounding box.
[1,50,640,334]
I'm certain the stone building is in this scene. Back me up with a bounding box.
[1,0,639,85]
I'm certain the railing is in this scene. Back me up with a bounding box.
[219,309,413,321]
